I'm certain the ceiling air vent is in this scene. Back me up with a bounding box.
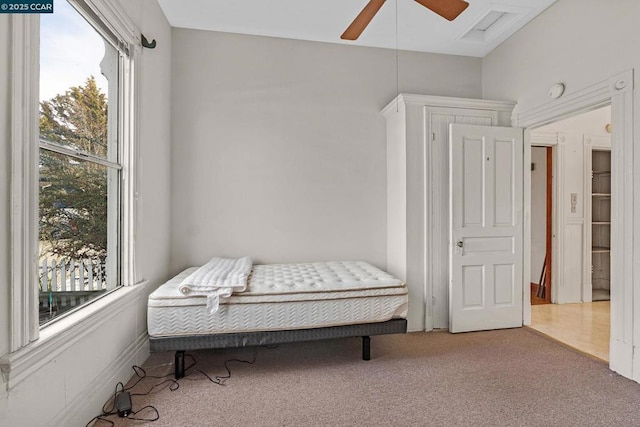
[475,11,507,31]
[460,8,518,43]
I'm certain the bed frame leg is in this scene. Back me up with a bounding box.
[362,336,371,361]
[175,350,185,379]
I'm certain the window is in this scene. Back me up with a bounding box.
[6,0,138,368]
[38,0,124,324]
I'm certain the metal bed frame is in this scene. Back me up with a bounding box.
[150,318,408,379]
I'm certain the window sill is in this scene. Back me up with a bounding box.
[0,281,149,390]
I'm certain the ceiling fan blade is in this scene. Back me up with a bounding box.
[414,0,469,21]
[341,0,386,40]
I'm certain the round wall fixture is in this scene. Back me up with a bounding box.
[548,83,565,99]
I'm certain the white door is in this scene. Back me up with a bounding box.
[429,110,495,330]
[449,124,524,333]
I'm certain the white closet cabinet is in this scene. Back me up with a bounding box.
[382,94,515,332]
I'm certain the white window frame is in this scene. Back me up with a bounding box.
[10,13,40,352]
[2,0,140,387]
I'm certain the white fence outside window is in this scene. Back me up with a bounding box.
[38,257,113,324]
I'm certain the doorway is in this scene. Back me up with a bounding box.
[530,145,552,305]
[527,106,612,361]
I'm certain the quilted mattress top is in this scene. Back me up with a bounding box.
[148,261,406,307]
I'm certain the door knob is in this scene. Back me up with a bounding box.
[457,240,464,248]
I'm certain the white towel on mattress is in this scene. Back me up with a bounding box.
[178,256,252,313]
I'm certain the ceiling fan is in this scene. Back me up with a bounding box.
[341,0,470,40]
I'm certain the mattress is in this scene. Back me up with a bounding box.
[148,261,408,337]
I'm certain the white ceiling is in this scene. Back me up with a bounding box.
[156,0,557,57]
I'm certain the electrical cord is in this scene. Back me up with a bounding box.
[87,346,267,426]
[184,348,258,385]
[85,382,123,427]
[124,366,180,395]
[122,405,160,422]
[85,370,169,427]
[86,416,114,427]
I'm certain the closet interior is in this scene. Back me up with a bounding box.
[591,149,611,301]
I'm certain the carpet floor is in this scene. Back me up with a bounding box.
[99,328,640,426]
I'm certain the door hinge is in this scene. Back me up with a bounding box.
[432,132,436,142]
[432,296,436,305]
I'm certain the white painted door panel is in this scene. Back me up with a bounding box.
[429,110,495,330]
[449,124,523,333]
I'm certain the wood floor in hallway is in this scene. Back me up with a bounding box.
[529,301,610,362]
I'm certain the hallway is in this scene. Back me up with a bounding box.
[529,301,610,361]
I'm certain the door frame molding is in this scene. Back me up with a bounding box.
[514,69,634,379]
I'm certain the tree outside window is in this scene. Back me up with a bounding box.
[39,0,121,324]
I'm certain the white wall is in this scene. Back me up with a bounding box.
[0,1,173,425]
[539,106,611,135]
[530,147,547,284]
[483,0,639,379]
[169,28,482,272]
[482,0,640,113]
[557,131,586,303]
[124,0,173,285]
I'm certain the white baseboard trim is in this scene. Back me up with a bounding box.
[632,346,640,384]
[610,337,633,379]
[51,332,150,427]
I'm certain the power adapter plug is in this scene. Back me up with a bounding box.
[116,391,132,417]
